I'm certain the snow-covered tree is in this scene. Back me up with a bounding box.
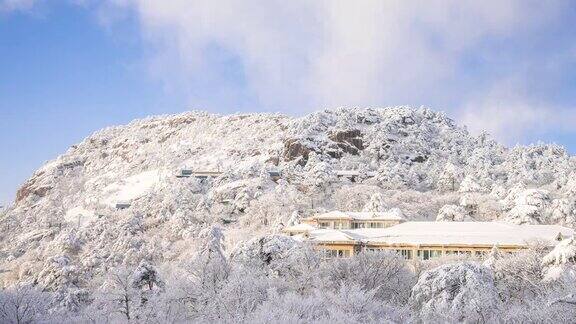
[231,235,299,273]
[504,205,542,225]
[376,162,420,190]
[332,185,380,212]
[436,204,469,222]
[550,198,576,227]
[323,250,414,303]
[233,188,251,213]
[492,248,546,302]
[458,175,483,193]
[542,237,576,283]
[0,285,51,324]
[194,226,228,277]
[306,161,336,188]
[436,162,460,192]
[490,184,507,199]
[515,189,551,209]
[94,267,142,321]
[131,260,164,293]
[410,262,499,322]
[501,183,528,208]
[563,172,576,196]
[362,192,388,212]
[483,245,504,268]
[459,193,479,217]
[249,285,408,323]
[285,211,299,227]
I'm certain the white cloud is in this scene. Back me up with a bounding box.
[6,0,575,144]
[457,78,576,145]
[97,1,567,113]
[0,0,38,12]
[459,98,548,145]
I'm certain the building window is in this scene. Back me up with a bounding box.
[319,222,330,228]
[417,249,442,260]
[367,222,384,228]
[352,222,365,229]
[445,250,472,256]
[324,249,351,258]
[396,249,413,260]
[334,221,348,229]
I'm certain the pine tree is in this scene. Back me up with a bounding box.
[362,193,388,212]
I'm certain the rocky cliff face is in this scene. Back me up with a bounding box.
[1,107,575,292]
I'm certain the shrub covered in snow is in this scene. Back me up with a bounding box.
[492,248,547,302]
[322,250,415,304]
[410,262,499,322]
[230,235,299,272]
[0,285,51,324]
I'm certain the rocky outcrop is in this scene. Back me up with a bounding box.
[283,139,314,162]
[16,179,52,203]
[283,130,365,162]
[328,129,364,156]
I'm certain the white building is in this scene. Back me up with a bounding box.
[293,221,574,260]
[298,210,405,231]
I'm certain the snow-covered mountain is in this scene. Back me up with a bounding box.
[1,107,575,291]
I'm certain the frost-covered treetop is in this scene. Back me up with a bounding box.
[543,237,576,266]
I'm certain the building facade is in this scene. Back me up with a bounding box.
[300,210,405,231]
[291,221,574,260]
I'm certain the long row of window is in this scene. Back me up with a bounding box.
[323,249,351,258]
[318,220,393,229]
[370,248,490,260]
[352,222,388,229]
[323,247,501,260]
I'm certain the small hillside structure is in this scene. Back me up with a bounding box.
[300,210,405,230]
[115,201,131,210]
[176,169,194,178]
[268,170,282,181]
[335,170,377,182]
[293,221,574,260]
[190,171,223,179]
[176,169,282,180]
[282,223,316,236]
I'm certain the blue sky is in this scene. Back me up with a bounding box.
[1,1,576,204]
